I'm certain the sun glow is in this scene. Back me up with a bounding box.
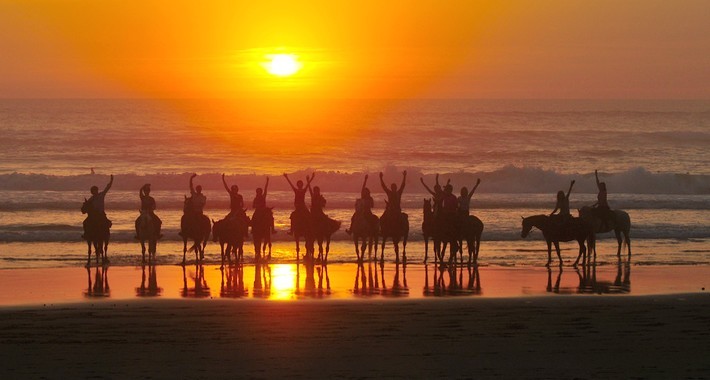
[263,54,302,77]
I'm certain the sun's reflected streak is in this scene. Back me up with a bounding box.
[269,264,297,300]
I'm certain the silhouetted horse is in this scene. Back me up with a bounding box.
[312,212,341,262]
[290,208,315,261]
[81,198,110,266]
[136,210,159,263]
[578,206,631,259]
[521,214,594,267]
[379,204,409,263]
[422,199,439,263]
[212,214,249,267]
[458,215,484,265]
[351,202,379,262]
[180,196,211,264]
[251,208,274,261]
[435,211,460,264]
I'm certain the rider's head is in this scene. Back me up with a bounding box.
[296,180,304,189]
[390,183,397,192]
[460,187,468,197]
[557,190,565,201]
[434,184,442,193]
[599,182,607,191]
[144,184,151,195]
[90,186,99,195]
[256,188,263,195]
[196,185,203,194]
[313,186,321,195]
[362,187,370,197]
[231,185,239,193]
[444,184,453,194]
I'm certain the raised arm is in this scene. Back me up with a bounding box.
[139,185,145,200]
[379,172,389,193]
[306,172,316,187]
[398,170,407,196]
[361,174,369,194]
[435,173,440,187]
[306,175,314,197]
[283,173,296,192]
[595,170,601,189]
[221,174,231,194]
[467,178,481,200]
[189,174,197,195]
[566,180,576,199]
[263,177,269,198]
[102,174,114,195]
[420,177,435,196]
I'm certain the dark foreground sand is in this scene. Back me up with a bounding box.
[1,295,709,379]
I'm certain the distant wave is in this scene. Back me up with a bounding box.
[1,166,708,194]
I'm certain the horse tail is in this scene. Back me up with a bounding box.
[187,243,198,253]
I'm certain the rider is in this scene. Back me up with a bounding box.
[134,183,163,239]
[222,173,249,237]
[594,170,616,229]
[550,180,575,226]
[189,174,207,215]
[379,170,407,220]
[441,183,459,218]
[346,174,376,235]
[82,174,114,238]
[283,172,315,235]
[420,174,447,217]
[458,178,481,218]
[253,177,275,234]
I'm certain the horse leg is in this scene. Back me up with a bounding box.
[624,230,632,260]
[380,238,386,263]
[182,238,188,264]
[86,240,92,267]
[393,239,400,264]
[553,241,562,267]
[546,240,552,267]
[325,237,331,262]
[424,237,429,263]
[141,240,146,263]
[295,238,301,261]
[573,239,584,268]
[402,235,407,262]
[615,229,623,258]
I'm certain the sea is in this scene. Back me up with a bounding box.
[0,98,708,269]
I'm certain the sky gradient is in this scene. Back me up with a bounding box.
[1,0,709,99]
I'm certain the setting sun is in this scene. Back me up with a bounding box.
[264,54,301,77]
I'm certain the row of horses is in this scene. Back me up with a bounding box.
[82,196,631,268]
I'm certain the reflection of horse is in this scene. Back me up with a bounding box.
[290,208,315,260]
[457,215,484,265]
[379,207,409,263]
[220,265,247,298]
[351,205,379,262]
[252,208,274,261]
[84,265,110,298]
[312,213,341,262]
[212,214,249,267]
[135,264,162,297]
[578,206,632,259]
[521,214,594,267]
[180,196,211,264]
[81,198,110,266]
[181,264,210,298]
[424,264,481,297]
[136,211,159,263]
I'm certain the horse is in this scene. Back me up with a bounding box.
[311,212,341,263]
[251,207,274,261]
[521,214,594,267]
[578,206,631,259]
[81,198,110,266]
[458,214,484,265]
[180,196,211,264]
[290,208,315,261]
[421,199,439,263]
[212,214,249,267]
[434,211,460,264]
[136,210,159,263]
[379,205,409,263]
[351,201,379,262]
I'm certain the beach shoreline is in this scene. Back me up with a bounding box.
[1,294,708,378]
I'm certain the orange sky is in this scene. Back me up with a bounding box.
[1,0,708,99]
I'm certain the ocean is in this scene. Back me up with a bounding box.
[1,99,708,269]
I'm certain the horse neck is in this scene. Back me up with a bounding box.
[527,214,550,230]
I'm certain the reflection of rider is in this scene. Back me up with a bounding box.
[594,170,616,228]
[189,174,206,215]
[253,177,275,234]
[134,183,162,239]
[346,174,377,234]
[222,174,249,237]
[284,172,315,235]
[379,170,407,216]
[420,174,448,217]
[550,180,575,225]
[83,174,113,237]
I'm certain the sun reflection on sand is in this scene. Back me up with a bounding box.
[269,264,297,300]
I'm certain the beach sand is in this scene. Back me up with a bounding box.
[1,294,709,379]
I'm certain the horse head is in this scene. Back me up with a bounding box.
[81,198,91,214]
[521,216,533,238]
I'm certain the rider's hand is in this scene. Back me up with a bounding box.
[191,173,197,178]
[477,178,481,184]
[379,172,383,178]
[403,170,407,176]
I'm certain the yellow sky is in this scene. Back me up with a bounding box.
[1,0,708,99]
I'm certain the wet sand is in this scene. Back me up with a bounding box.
[0,294,708,378]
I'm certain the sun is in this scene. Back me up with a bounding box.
[264,54,302,77]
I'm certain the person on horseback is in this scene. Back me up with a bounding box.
[594,170,616,229]
[253,177,275,234]
[458,178,481,218]
[134,183,162,239]
[346,174,377,235]
[420,174,448,217]
[284,172,315,235]
[189,174,206,215]
[82,174,113,237]
[550,180,575,227]
[379,170,407,219]
[222,174,249,237]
